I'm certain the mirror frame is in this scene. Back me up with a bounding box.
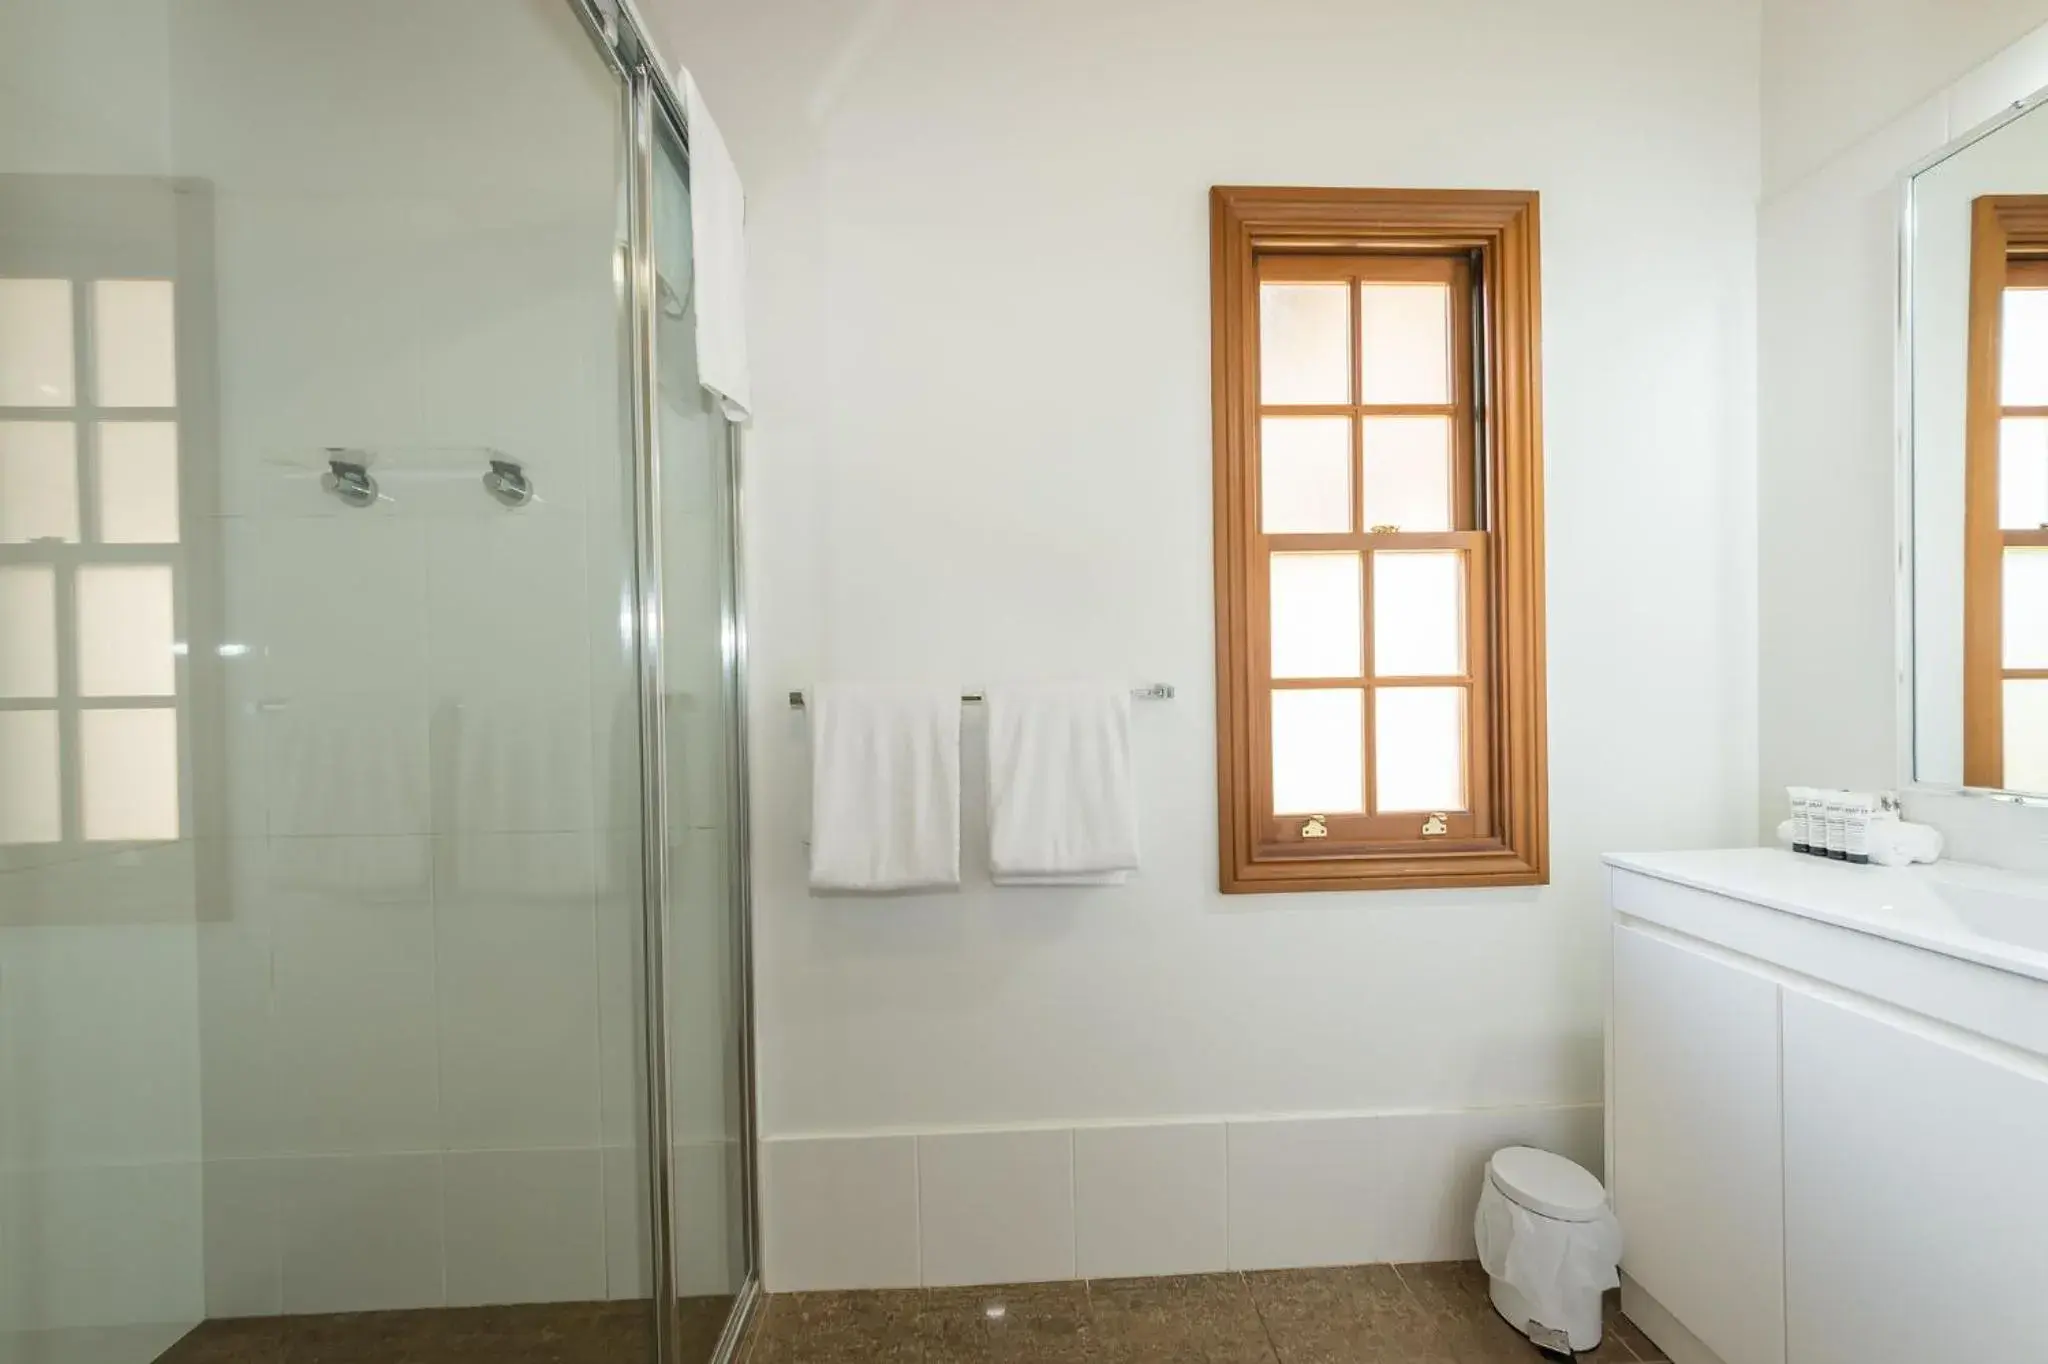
[1897,78,2048,805]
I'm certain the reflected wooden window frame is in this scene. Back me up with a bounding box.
[0,277,187,859]
[0,174,219,928]
[1210,186,1549,892]
[1963,196,2048,790]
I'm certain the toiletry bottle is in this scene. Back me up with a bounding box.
[1823,790,1849,861]
[1788,787,1812,854]
[1844,792,1877,865]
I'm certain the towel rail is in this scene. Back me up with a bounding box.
[787,684,1175,709]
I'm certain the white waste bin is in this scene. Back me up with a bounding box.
[1473,1146,1622,1354]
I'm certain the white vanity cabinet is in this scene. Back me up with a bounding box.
[1780,989,2048,1364]
[1607,849,2048,1364]
[1610,925,1784,1364]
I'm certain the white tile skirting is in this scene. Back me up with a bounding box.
[198,1140,739,1318]
[760,1103,1603,1292]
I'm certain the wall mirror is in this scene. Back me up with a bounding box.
[1906,87,2048,798]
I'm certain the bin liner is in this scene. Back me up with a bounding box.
[1473,1174,1623,1333]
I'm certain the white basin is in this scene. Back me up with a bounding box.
[1930,876,2048,955]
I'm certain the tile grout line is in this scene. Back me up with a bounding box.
[1073,1122,1089,1277]
[1242,1269,1286,1364]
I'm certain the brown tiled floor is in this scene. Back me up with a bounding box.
[746,1265,1668,1364]
[153,1295,734,1364]
[148,1268,1664,1364]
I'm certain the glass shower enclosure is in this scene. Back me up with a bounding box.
[0,4,755,1364]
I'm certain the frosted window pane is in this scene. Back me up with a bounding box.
[1260,283,1349,404]
[2006,679,2048,795]
[1362,416,1453,531]
[76,564,176,697]
[0,421,79,543]
[2004,548,2048,669]
[1270,552,1362,679]
[1272,688,1364,814]
[1375,687,1466,813]
[0,566,57,698]
[1360,283,1451,405]
[2004,289,2048,406]
[0,280,75,406]
[2002,418,2048,531]
[1373,551,1465,677]
[80,708,179,841]
[92,280,176,408]
[1261,416,1351,532]
[97,422,180,543]
[0,711,61,844]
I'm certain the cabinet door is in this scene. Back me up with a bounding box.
[1783,989,2048,1363]
[1612,923,1784,1364]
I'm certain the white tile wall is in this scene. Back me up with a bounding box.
[5,1162,204,1330]
[761,1105,1604,1291]
[1073,1123,1227,1280]
[435,895,602,1152]
[594,885,645,1151]
[256,517,429,697]
[916,1130,1075,1288]
[425,515,591,696]
[269,900,440,1155]
[432,689,595,835]
[762,1135,920,1292]
[430,830,595,911]
[278,1154,444,1314]
[1226,1116,1385,1270]
[442,1149,606,1307]
[601,1146,653,1300]
[0,926,201,1170]
[264,835,435,916]
[672,1138,741,1298]
[1372,1106,1602,1264]
[191,823,638,1313]
[202,1157,281,1318]
[263,693,432,838]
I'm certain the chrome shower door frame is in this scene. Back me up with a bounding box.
[570,5,762,1364]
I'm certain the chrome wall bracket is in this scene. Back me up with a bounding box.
[321,450,378,507]
[483,457,534,507]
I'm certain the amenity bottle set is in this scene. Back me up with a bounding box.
[1783,788,1942,866]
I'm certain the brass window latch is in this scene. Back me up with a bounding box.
[1300,815,1329,839]
[1422,813,1449,837]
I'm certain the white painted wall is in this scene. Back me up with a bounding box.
[1762,0,2048,195]
[0,1,172,177]
[1756,4,2048,859]
[651,0,1762,1288]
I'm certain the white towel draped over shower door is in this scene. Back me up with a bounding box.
[677,64,750,422]
[807,685,962,892]
[984,684,1139,885]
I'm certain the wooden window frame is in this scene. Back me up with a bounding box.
[1210,186,1548,893]
[1964,195,2048,789]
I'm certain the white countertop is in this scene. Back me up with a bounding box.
[1605,847,2048,985]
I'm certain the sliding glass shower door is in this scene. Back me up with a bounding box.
[645,113,754,1364]
[608,15,760,1364]
[0,5,754,1364]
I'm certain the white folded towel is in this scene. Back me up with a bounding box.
[984,684,1139,885]
[678,65,751,422]
[807,685,960,892]
[1870,816,1943,866]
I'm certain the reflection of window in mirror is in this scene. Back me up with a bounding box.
[1965,196,2048,791]
[1210,187,1547,892]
